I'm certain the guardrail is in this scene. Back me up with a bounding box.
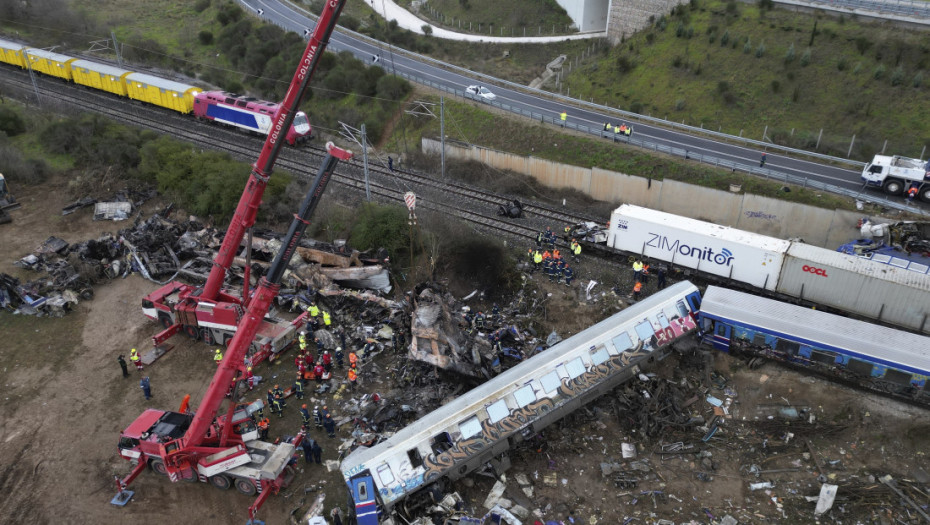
[787,0,930,21]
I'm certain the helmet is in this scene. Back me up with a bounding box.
[131,348,136,353]
[302,404,307,409]
[274,384,280,389]
[300,330,306,335]
[247,367,252,372]
[215,349,221,354]
[336,347,342,351]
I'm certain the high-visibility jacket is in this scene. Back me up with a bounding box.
[130,352,140,363]
[573,243,581,256]
[632,261,644,272]
[214,350,223,363]
[614,126,620,134]
[633,282,643,292]
[553,249,560,259]
[542,251,551,260]
[625,126,633,136]
[560,111,567,121]
[533,252,543,264]
[322,311,331,326]
[349,353,358,366]
[294,381,304,394]
[348,369,357,382]
[307,304,320,317]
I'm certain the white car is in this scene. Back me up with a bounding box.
[465,85,496,101]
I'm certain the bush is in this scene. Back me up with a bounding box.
[198,30,214,45]
[755,42,766,58]
[341,15,360,31]
[726,0,739,15]
[375,75,411,100]
[837,57,847,71]
[421,24,432,36]
[349,203,410,261]
[720,30,730,46]
[890,66,905,86]
[0,142,50,185]
[646,32,656,44]
[800,47,811,66]
[439,236,516,296]
[758,0,774,9]
[792,85,800,102]
[743,39,752,54]
[630,101,644,113]
[676,22,685,37]
[855,36,872,55]
[914,71,924,88]
[873,64,886,80]
[616,55,635,72]
[0,106,26,137]
[675,98,686,110]
[194,0,211,12]
[771,79,780,92]
[784,42,795,63]
[717,80,730,93]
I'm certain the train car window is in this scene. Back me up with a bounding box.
[458,417,482,439]
[566,357,586,379]
[884,368,913,386]
[376,464,395,485]
[540,370,561,394]
[225,97,235,104]
[236,100,248,107]
[714,323,728,337]
[514,385,536,407]
[752,333,767,347]
[847,359,874,377]
[407,448,423,468]
[357,481,369,501]
[611,333,633,354]
[634,321,655,344]
[775,339,801,355]
[487,399,509,424]
[655,312,670,328]
[430,433,453,455]
[810,350,837,365]
[590,346,610,366]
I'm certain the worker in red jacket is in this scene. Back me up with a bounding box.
[313,362,325,383]
[321,350,332,371]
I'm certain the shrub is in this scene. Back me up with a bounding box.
[771,79,781,92]
[675,98,686,110]
[873,64,885,80]
[686,26,694,38]
[198,30,214,45]
[853,62,862,74]
[672,55,684,67]
[792,85,800,102]
[0,106,26,136]
[341,15,360,31]
[855,36,872,55]
[800,47,811,66]
[194,0,211,12]
[914,72,924,88]
[376,75,411,100]
[439,236,517,297]
[720,30,730,46]
[350,203,410,260]
[726,0,739,15]
[646,32,656,44]
[630,101,644,113]
[756,42,766,58]
[717,80,730,93]
[784,42,795,63]
[743,39,752,54]
[837,57,847,71]
[421,24,432,36]
[0,142,50,185]
[617,55,635,72]
[676,22,685,37]
[759,0,774,9]
[890,66,905,86]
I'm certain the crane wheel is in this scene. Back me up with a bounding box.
[149,459,168,476]
[209,474,231,490]
[234,478,257,496]
[184,325,200,340]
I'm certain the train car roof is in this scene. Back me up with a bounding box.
[24,48,74,62]
[71,59,130,77]
[612,204,791,252]
[124,72,198,93]
[0,38,27,50]
[701,286,930,373]
[341,281,699,475]
[789,242,930,291]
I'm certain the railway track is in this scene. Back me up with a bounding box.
[1,65,609,253]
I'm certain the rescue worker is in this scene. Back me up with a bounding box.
[492,303,501,324]
[272,394,285,418]
[348,351,358,368]
[533,250,543,273]
[760,152,767,167]
[546,227,556,250]
[314,362,325,383]
[641,262,651,285]
[306,302,320,319]
[322,310,331,327]
[536,230,544,248]
[118,354,129,377]
[564,265,575,286]
[294,373,304,400]
[546,259,557,282]
[348,365,358,391]
[302,436,321,464]
[560,111,567,127]
[657,265,668,290]
[552,248,561,260]
[619,124,627,136]
[139,376,152,400]
[632,281,643,301]
[295,351,306,369]
[604,122,610,132]
[313,405,323,429]
[632,259,644,281]
[907,184,919,203]
[315,337,324,352]
[273,383,284,399]
[214,348,223,366]
[298,331,308,352]
[542,249,551,261]
[310,439,323,464]
[266,389,275,409]
[322,350,332,371]
[335,346,344,368]
[362,339,376,360]
[323,412,336,438]
[475,311,486,330]
[130,348,143,371]
[570,239,581,262]
[556,258,566,284]
[257,417,270,440]
[246,366,255,390]
[625,124,633,137]
[299,404,312,428]
[614,124,621,142]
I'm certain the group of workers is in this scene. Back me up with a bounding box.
[604,121,634,140]
[530,226,581,286]
[626,258,669,300]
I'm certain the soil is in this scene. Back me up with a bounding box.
[1,176,928,525]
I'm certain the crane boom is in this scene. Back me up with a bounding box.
[201,0,346,301]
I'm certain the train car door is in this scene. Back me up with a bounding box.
[350,473,379,525]
[711,321,732,352]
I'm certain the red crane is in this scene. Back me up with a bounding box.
[115,142,353,520]
[140,0,347,364]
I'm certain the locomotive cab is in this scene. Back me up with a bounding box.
[347,472,380,525]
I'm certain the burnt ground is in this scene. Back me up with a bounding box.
[1,176,929,525]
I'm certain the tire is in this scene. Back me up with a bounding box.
[882,178,904,195]
[184,324,200,340]
[159,314,173,330]
[149,458,168,476]
[209,474,231,490]
[920,186,930,203]
[234,478,257,496]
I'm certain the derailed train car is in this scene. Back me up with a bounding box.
[607,205,930,334]
[340,282,702,524]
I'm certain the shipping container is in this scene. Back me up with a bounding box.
[777,243,930,334]
[124,73,200,114]
[607,205,789,290]
[71,60,131,97]
[23,48,75,80]
[0,38,27,68]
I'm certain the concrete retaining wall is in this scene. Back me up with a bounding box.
[607,0,688,43]
[422,138,865,248]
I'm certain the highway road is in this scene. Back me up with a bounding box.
[241,0,921,210]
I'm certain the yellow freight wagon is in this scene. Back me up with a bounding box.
[124,73,200,114]
[23,48,76,80]
[0,39,27,68]
[71,60,131,97]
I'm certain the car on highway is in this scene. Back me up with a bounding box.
[465,85,496,101]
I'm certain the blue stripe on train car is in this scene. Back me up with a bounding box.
[205,104,259,130]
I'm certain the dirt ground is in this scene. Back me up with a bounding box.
[2,177,929,525]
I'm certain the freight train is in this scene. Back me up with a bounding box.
[340,281,930,523]
[0,38,311,145]
[607,204,930,334]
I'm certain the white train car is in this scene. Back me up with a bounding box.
[340,281,702,524]
[607,204,789,290]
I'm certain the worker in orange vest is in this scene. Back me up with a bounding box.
[257,417,270,440]
[348,365,358,391]
[348,351,358,368]
[632,281,643,301]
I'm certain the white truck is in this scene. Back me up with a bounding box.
[861,154,930,201]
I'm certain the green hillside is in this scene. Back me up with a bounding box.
[562,0,930,160]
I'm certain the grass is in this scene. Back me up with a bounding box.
[560,0,930,161]
[389,93,856,211]
[397,0,576,36]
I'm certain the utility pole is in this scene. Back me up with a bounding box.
[440,96,445,179]
[111,31,123,67]
[361,124,371,201]
[22,48,40,103]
